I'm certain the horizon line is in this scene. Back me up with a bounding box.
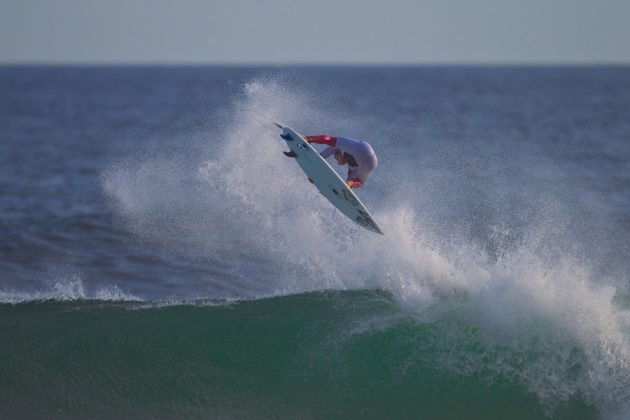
[1,60,630,67]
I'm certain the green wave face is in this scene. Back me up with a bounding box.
[0,291,597,420]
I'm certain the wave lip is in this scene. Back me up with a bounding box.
[0,276,141,304]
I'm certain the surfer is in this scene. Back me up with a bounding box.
[285,134,377,188]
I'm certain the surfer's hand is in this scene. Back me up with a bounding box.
[347,180,363,189]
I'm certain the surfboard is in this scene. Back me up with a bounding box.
[279,125,383,235]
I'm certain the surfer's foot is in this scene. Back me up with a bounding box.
[283,151,297,158]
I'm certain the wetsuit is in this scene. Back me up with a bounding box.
[304,135,378,188]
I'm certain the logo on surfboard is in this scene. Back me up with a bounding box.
[342,189,360,206]
[355,209,379,231]
[328,184,341,199]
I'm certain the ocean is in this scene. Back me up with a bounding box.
[1,66,629,419]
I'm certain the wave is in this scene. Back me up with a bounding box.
[99,74,630,417]
[0,290,598,419]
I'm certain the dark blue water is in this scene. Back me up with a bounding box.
[1,66,629,418]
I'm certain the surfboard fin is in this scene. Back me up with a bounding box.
[283,151,297,158]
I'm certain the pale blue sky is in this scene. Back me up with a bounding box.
[1,0,629,64]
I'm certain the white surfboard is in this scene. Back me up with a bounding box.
[279,125,383,235]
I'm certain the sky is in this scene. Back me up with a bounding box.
[1,0,629,64]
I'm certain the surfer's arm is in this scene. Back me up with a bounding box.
[304,135,337,146]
